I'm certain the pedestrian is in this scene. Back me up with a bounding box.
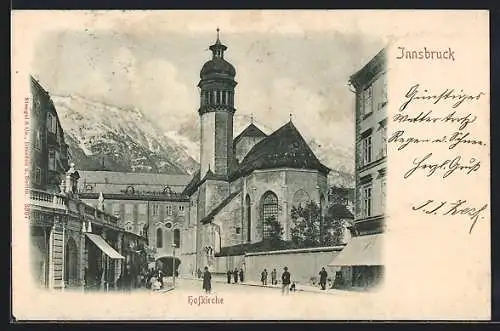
[156,269,164,289]
[281,266,291,295]
[319,267,328,290]
[197,268,202,279]
[227,269,232,284]
[233,268,238,284]
[263,269,268,285]
[271,268,277,285]
[239,268,244,282]
[202,266,212,293]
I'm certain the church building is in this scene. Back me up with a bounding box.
[180,30,331,274]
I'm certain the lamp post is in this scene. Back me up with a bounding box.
[172,243,176,288]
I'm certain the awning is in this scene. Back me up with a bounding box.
[328,233,383,266]
[85,233,125,260]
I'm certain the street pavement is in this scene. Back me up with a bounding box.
[127,278,382,320]
[53,278,382,320]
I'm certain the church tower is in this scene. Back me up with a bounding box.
[198,29,237,178]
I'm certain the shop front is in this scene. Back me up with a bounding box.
[84,232,125,291]
[328,233,384,290]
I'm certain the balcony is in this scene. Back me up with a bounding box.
[29,188,67,211]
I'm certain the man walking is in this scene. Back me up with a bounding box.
[281,266,291,295]
[226,269,232,284]
[233,268,239,284]
[202,266,212,293]
[319,267,328,290]
[239,268,244,282]
[271,268,277,285]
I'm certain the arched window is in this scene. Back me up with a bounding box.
[261,191,278,239]
[245,195,251,242]
[173,228,180,248]
[156,228,163,248]
[293,189,310,208]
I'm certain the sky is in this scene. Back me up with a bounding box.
[30,12,386,151]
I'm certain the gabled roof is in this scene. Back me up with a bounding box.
[200,191,241,224]
[349,48,387,90]
[233,123,268,146]
[230,121,330,179]
[182,170,201,196]
[182,168,229,197]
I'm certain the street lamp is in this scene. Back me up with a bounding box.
[172,243,176,288]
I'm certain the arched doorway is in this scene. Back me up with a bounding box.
[260,191,279,240]
[156,256,181,277]
[64,237,78,287]
[245,195,251,242]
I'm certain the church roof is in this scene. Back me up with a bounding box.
[200,58,236,78]
[233,123,268,146]
[200,191,241,224]
[230,121,330,179]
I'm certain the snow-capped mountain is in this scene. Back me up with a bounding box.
[54,94,355,187]
[53,94,199,175]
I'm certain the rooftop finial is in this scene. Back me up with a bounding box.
[216,27,220,43]
[289,113,293,122]
[250,113,254,124]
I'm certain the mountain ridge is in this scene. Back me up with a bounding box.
[54,94,355,187]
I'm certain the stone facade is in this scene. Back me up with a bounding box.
[350,48,387,236]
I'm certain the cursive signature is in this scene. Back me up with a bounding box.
[404,153,481,179]
[412,199,488,234]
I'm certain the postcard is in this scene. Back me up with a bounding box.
[11,10,490,320]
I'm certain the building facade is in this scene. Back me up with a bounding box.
[328,49,386,290]
[29,77,144,292]
[77,171,191,274]
[30,76,71,193]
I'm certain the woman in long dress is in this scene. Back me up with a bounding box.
[202,266,212,293]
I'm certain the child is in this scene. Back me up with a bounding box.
[290,282,296,292]
[152,278,161,291]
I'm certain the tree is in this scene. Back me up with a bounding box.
[264,215,283,243]
[290,201,322,247]
[290,201,351,248]
[322,204,354,246]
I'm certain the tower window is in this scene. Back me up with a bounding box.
[217,90,222,105]
[213,90,217,105]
